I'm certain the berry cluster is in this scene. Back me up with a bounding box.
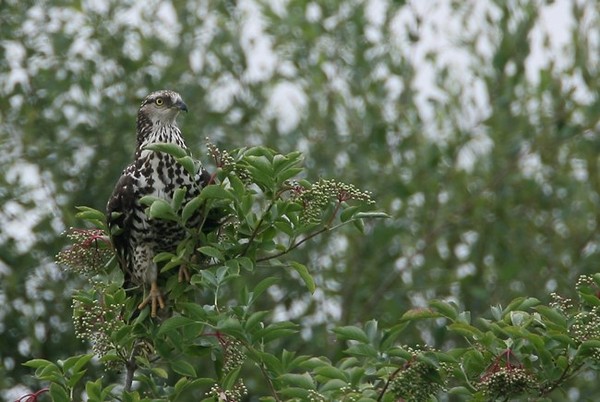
[571,275,600,360]
[336,385,360,401]
[208,380,247,402]
[56,228,112,276]
[72,292,124,366]
[307,389,327,401]
[571,306,600,343]
[388,359,442,402]
[575,274,596,290]
[291,179,375,223]
[387,345,444,402]
[206,139,250,182]
[549,292,574,313]
[479,366,536,398]
[477,350,535,398]
[219,336,246,373]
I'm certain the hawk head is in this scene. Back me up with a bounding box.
[138,90,188,126]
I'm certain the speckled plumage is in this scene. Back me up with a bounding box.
[106,90,211,316]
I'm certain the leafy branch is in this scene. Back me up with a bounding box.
[27,146,600,401]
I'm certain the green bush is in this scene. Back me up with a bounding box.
[24,145,600,401]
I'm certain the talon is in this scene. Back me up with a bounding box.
[178,265,191,282]
[138,281,165,317]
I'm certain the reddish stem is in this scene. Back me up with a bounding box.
[15,387,49,402]
[480,349,522,381]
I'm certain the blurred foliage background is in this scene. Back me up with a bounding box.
[2,0,600,399]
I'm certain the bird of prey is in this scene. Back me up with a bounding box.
[106,90,211,317]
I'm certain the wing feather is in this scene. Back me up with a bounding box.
[106,168,136,286]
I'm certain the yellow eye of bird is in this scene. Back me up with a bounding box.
[155,98,164,106]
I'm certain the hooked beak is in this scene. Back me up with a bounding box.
[173,99,188,112]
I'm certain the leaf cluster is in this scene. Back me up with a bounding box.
[26,146,600,401]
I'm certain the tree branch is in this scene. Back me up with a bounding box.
[377,366,404,401]
[256,219,356,263]
[123,343,139,393]
[240,200,276,258]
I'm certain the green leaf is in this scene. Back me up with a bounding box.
[252,277,279,302]
[332,326,369,343]
[198,246,224,260]
[399,308,441,322]
[23,358,54,369]
[171,360,197,377]
[299,357,331,370]
[149,199,179,221]
[278,387,310,399]
[354,211,390,219]
[429,300,459,320]
[197,270,217,287]
[274,220,294,236]
[314,366,348,381]
[153,251,176,263]
[245,310,270,331]
[176,155,196,176]
[279,373,315,390]
[223,365,242,390]
[67,368,87,388]
[352,218,365,233]
[448,322,484,339]
[244,156,275,190]
[144,142,188,158]
[171,187,187,211]
[238,257,254,271]
[139,195,162,206]
[577,339,600,358]
[75,206,106,222]
[593,273,600,287]
[534,305,567,328]
[122,390,142,402]
[509,311,531,326]
[157,316,198,336]
[490,304,503,321]
[256,322,299,343]
[276,167,303,183]
[340,205,360,222]
[228,174,246,197]
[503,297,540,315]
[345,343,378,358]
[86,379,102,401]
[50,383,70,402]
[380,322,410,350]
[273,153,301,174]
[580,292,600,307]
[181,195,203,224]
[448,386,473,395]
[179,302,209,320]
[73,355,94,374]
[290,262,316,294]
[200,184,235,201]
[320,378,349,392]
[152,367,169,379]
[251,350,284,375]
[246,155,274,176]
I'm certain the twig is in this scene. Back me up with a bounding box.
[257,361,281,402]
[123,342,139,392]
[239,200,276,258]
[256,227,328,262]
[256,219,356,263]
[377,366,404,401]
[539,360,584,396]
[14,387,49,402]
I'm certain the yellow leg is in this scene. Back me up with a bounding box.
[138,281,166,317]
[178,265,190,282]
